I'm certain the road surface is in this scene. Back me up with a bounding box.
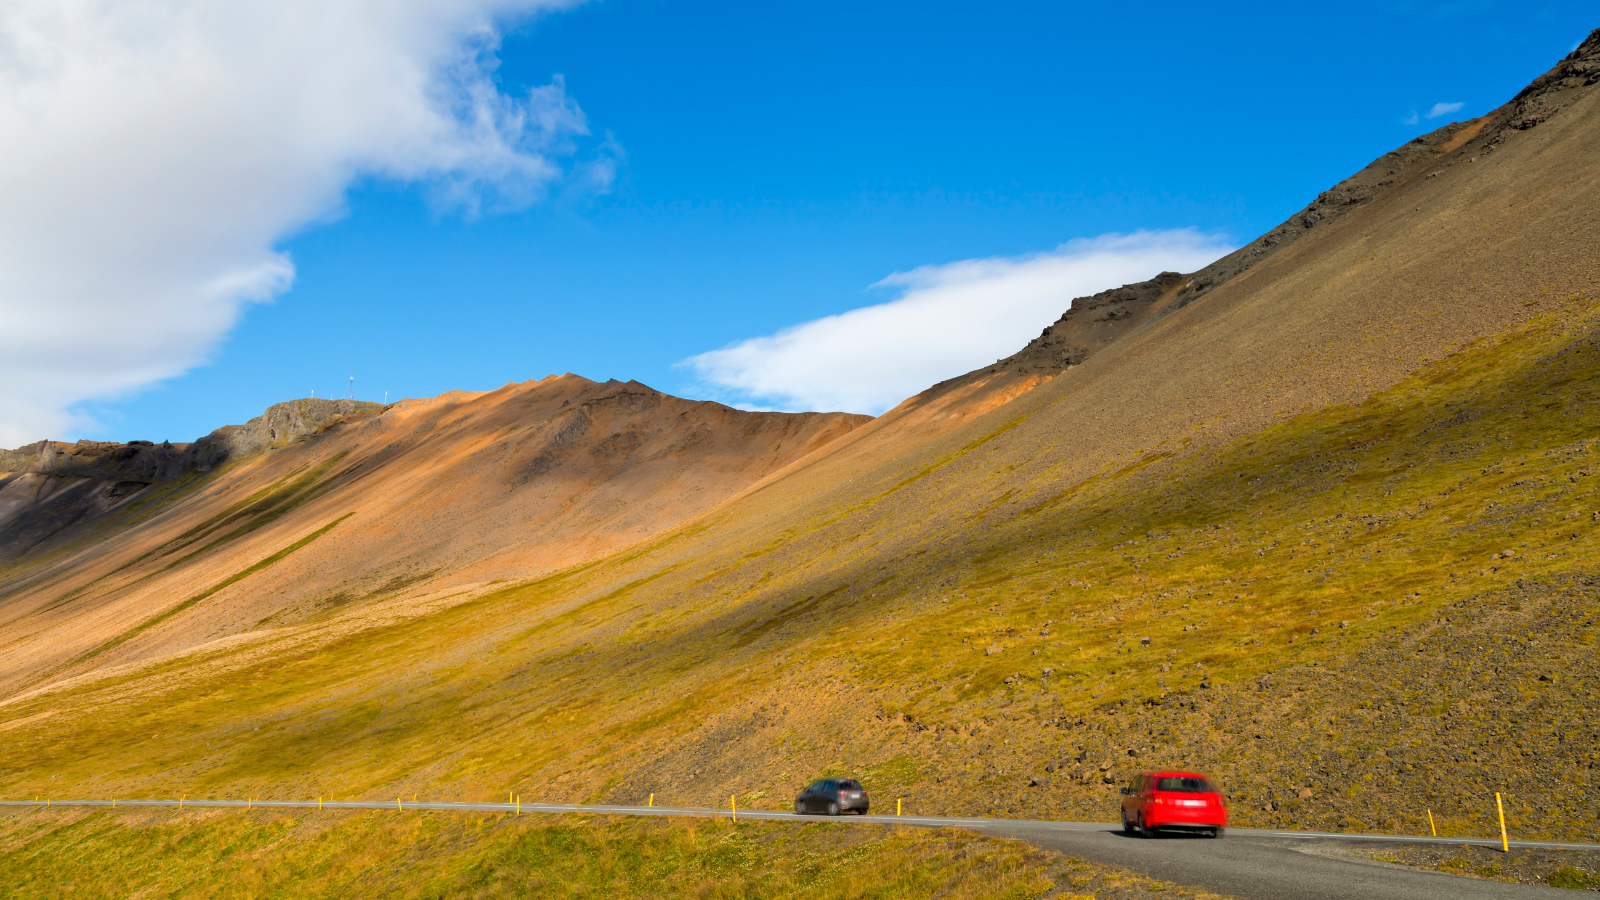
[3,799,1590,899]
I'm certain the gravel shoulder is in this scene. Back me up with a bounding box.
[1341,840,1600,891]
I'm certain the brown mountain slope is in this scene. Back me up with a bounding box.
[0,375,867,696]
[893,103,1496,424]
[712,50,1596,578]
[0,29,1597,848]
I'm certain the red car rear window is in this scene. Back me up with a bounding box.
[1155,776,1217,793]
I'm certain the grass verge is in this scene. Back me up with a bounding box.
[0,809,1230,900]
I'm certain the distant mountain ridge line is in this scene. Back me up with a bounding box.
[0,398,386,484]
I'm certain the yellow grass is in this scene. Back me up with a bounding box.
[0,810,1062,900]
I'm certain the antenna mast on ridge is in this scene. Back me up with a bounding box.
[349,376,354,400]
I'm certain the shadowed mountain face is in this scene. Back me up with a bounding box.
[1,30,1597,846]
[0,399,387,563]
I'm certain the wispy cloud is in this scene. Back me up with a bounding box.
[0,0,609,447]
[1425,101,1465,119]
[1402,111,1420,125]
[679,230,1236,416]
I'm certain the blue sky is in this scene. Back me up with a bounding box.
[4,1,1594,445]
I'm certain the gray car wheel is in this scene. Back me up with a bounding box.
[827,800,839,816]
[794,800,805,815]
[1136,812,1150,838]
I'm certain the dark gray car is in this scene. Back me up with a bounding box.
[794,778,869,815]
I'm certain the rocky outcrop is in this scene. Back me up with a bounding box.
[1484,28,1600,145]
[0,439,193,486]
[0,398,386,486]
[193,398,386,470]
[1167,118,1481,313]
[975,272,1189,379]
[941,125,1475,390]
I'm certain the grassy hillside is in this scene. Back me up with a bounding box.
[0,809,1224,900]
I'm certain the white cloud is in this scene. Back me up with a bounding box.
[680,230,1236,415]
[0,0,602,447]
[1402,111,1420,126]
[1424,101,1465,119]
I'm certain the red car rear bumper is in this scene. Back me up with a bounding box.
[1147,804,1226,829]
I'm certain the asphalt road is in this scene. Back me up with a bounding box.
[3,799,1592,899]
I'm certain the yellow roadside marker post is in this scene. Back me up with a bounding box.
[248,797,252,811]
[112,799,116,808]
[1496,793,1509,852]
[180,797,185,811]
[318,798,322,811]
[1427,809,1436,837]
[648,794,654,808]
[516,795,521,816]
[897,799,902,817]
[397,798,402,811]
[731,795,737,822]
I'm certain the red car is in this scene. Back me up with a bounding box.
[1120,771,1227,838]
